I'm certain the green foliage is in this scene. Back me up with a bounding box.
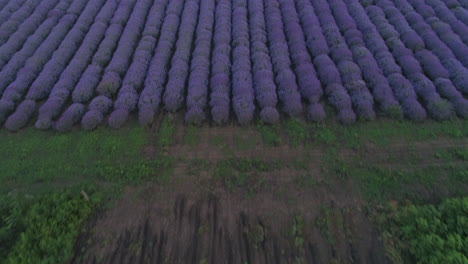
[213,158,280,189]
[157,116,174,147]
[1,188,101,264]
[339,163,468,202]
[435,147,468,161]
[314,206,335,245]
[284,119,308,147]
[183,125,200,145]
[0,127,142,187]
[312,125,337,145]
[383,197,468,264]
[0,126,175,195]
[256,121,282,146]
[291,214,304,248]
[233,132,258,151]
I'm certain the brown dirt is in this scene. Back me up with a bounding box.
[71,124,389,264]
[72,183,387,264]
[70,116,466,264]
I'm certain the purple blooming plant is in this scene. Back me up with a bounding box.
[74,0,136,103]
[230,0,255,124]
[96,0,153,101]
[80,95,113,130]
[0,0,27,26]
[345,0,425,120]
[0,0,61,65]
[185,0,215,124]
[29,0,120,130]
[71,65,103,103]
[0,0,42,46]
[314,0,375,120]
[4,99,36,131]
[434,78,468,118]
[0,0,97,123]
[243,0,279,124]
[453,6,468,25]
[406,0,468,67]
[0,3,80,94]
[54,103,86,132]
[264,0,302,117]
[163,0,200,113]
[393,0,468,76]
[279,0,325,121]
[108,0,170,128]
[33,0,107,100]
[368,3,454,120]
[35,96,66,130]
[138,0,185,125]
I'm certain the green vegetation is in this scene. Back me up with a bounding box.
[0,187,101,264]
[0,125,174,194]
[0,123,175,263]
[379,197,468,264]
[183,125,200,145]
[315,206,335,246]
[213,158,280,190]
[291,214,305,248]
[284,119,308,147]
[256,121,282,146]
[233,132,258,151]
[0,116,466,262]
[157,116,175,147]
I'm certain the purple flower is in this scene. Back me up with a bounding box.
[4,99,36,131]
[138,0,185,125]
[265,0,303,117]
[72,65,102,103]
[81,109,104,131]
[54,103,86,132]
[108,108,130,128]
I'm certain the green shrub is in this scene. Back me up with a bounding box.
[387,197,468,264]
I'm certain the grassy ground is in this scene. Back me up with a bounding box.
[0,116,466,263]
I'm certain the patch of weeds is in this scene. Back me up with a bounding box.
[256,121,282,146]
[291,214,304,248]
[157,116,174,147]
[183,125,200,145]
[345,163,468,203]
[294,174,320,188]
[153,155,175,185]
[234,133,258,151]
[377,197,468,264]
[315,206,334,246]
[209,134,226,146]
[247,224,265,249]
[435,147,468,161]
[1,187,102,263]
[313,125,337,146]
[284,118,308,147]
[340,119,468,147]
[322,148,350,181]
[213,158,280,190]
[0,125,156,194]
[293,159,308,170]
[187,158,210,176]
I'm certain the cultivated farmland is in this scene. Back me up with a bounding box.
[0,0,467,263]
[0,0,467,131]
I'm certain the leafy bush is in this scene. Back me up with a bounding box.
[384,197,468,264]
[1,188,101,264]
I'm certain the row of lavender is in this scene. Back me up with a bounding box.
[0,0,467,131]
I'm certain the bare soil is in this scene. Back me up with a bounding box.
[71,117,467,264]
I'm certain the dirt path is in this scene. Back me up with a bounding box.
[72,186,388,264]
[70,117,467,264]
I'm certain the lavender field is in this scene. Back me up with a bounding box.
[0,0,467,131]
